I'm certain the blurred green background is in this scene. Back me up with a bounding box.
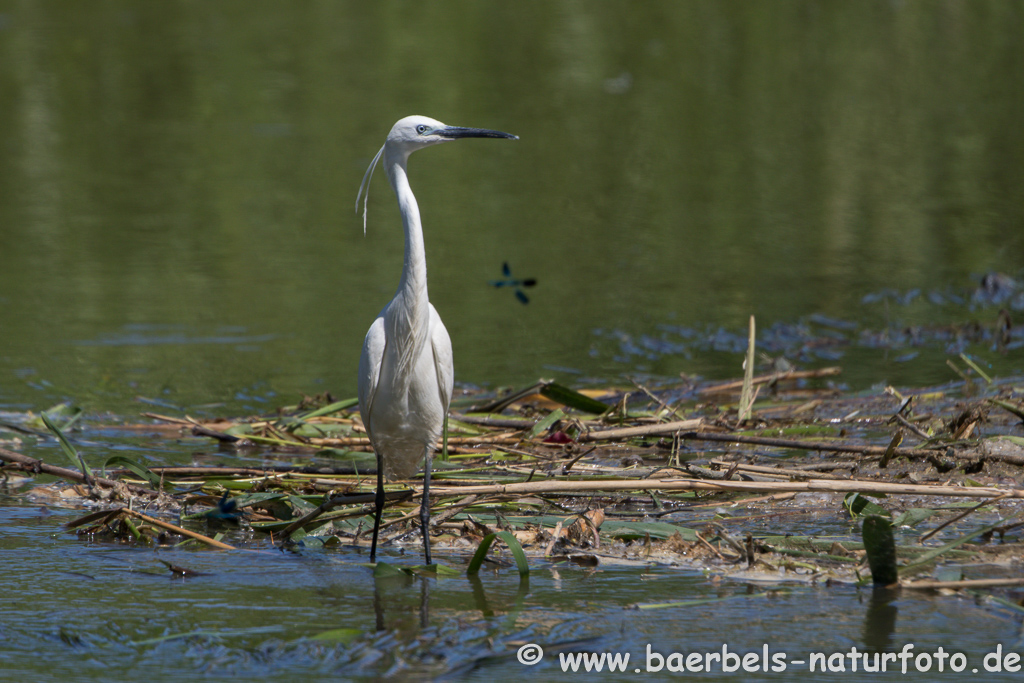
[1,1,1022,414]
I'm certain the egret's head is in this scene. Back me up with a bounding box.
[356,116,517,233]
[387,115,518,151]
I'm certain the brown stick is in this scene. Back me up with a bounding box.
[629,378,688,421]
[139,413,193,426]
[428,477,1024,499]
[311,432,524,448]
[698,367,842,394]
[112,465,375,477]
[492,445,560,461]
[901,578,1024,590]
[918,494,1010,542]
[119,508,236,550]
[0,446,154,496]
[709,458,846,480]
[679,431,939,458]
[577,419,704,442]
[685,491,798,508]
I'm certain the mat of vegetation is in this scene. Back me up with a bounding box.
[3,364,1024,596]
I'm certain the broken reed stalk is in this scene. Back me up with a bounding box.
[901,577,1024,590]
[707,458,846,480]
[311,432,525,448]
[630,378,687,421]
[428,477,1024,499]
[738,315,756,422]
[959,353,993,384]
[113,465,369,477]
[697,366,842,394]
[119,508,236,550]
[679,431,939,458]
[577,418,703,442]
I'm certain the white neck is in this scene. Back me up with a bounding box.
[386,149,428,306]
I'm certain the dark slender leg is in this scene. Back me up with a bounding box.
[370,451,385,563]
[420,448,433,565]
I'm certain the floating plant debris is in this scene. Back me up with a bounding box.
[2,358,1024,592]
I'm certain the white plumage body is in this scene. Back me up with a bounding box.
[354,115,516,563]
[359,298,452,480]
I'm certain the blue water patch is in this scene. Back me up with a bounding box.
[594,275,1024,382]
[73,324,276,348]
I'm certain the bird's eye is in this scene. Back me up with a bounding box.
[416,124,429,135]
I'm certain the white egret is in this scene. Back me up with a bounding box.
[355,115,517,564]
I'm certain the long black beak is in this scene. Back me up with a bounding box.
[438,126,518,141]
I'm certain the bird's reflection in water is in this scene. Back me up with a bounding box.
[373,572,432,633]
[372,571,531,635]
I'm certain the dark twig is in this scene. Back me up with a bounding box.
[561,447,598,475]
[919,494,1009,542]
[0,446,154,497]
[276,489,413,543]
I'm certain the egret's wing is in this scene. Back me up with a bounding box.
[358,315,387,434]
[428,306,454,413]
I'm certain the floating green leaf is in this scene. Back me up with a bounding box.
[539,382,609,414]
[844,492,889,519]
[602,521,698,542]
[300,397,359,420]
[309,628,363,644]
[315,448,377,466]
[296,535,341,549]
[103,454,165,490]
[892,508,934,528]
[371,561,408,578]
[224,424,255,437]
[528,408,564,438]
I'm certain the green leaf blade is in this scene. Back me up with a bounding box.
[539,383,609,414]
[41,412,92,480]
[467,531,530,578]
[862,515,898,585]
